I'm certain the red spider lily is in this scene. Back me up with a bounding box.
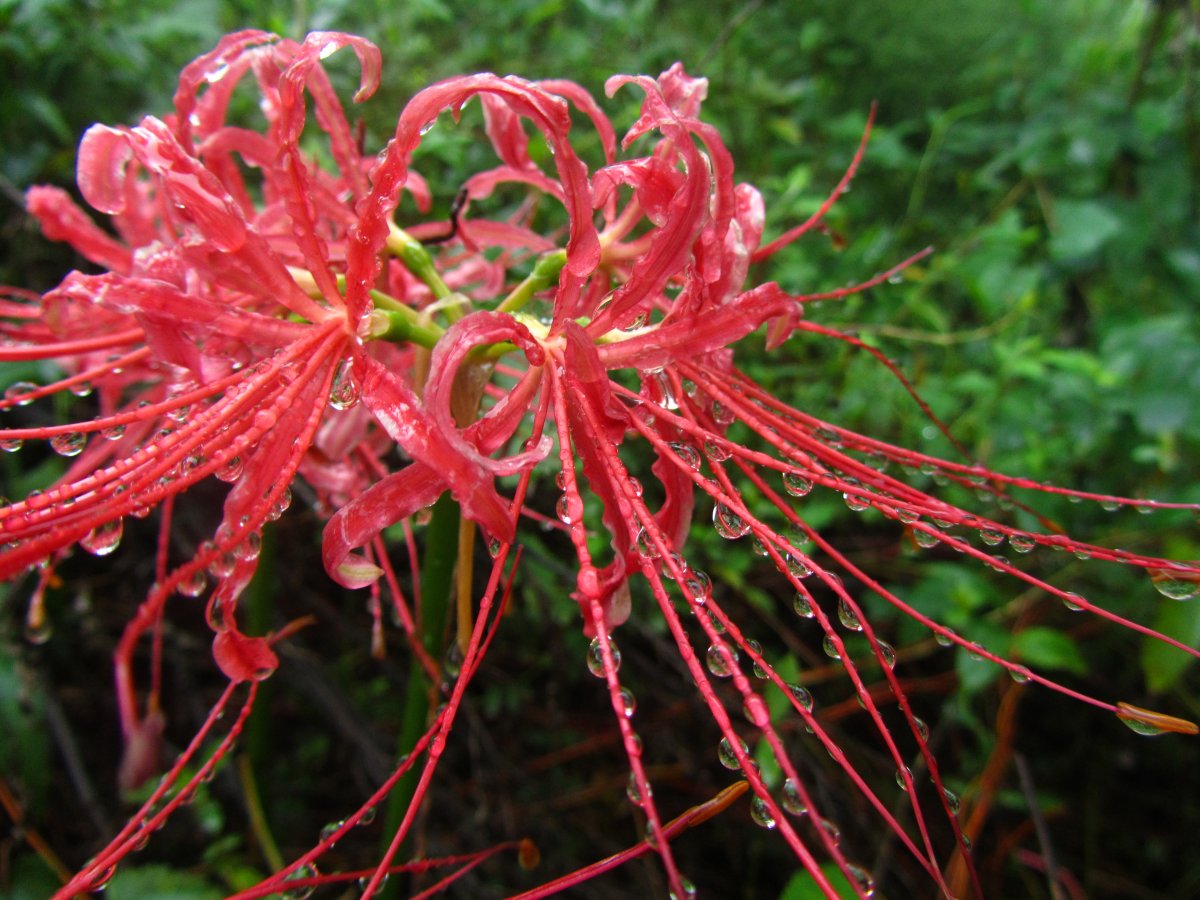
[3,29,1198,900]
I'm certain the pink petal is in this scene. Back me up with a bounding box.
[213,628,279,682]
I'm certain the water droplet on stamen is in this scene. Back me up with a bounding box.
[81,518,123,556]
[837,598,862,631]
[782,471,813,497]
[4,381,38,406]
[706,641,738,677]
[1150,569,1200,601]
[668,442,701,471]
[586,636,620,677]
[718,735,748,770]
[0,437,23,452]
[750,796,777,829]
[50,432,86,457]
[712,504,750,540]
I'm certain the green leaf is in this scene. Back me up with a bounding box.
[104,864,222,899]
[1010,627,1087,674]
[1141,598,1200,693]
[780,863,857,900]
[1049,198,1122,262]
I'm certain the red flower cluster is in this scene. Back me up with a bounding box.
[2,29,1197,898]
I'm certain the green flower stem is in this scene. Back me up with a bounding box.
[364,304,443,348]
[381,492,461,884]
[386,225,462,323]
[495,249,567,313]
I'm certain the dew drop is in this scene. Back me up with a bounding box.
[750,796,777,829]
[626,772,646,805]
[787,682,814,713]
[618,687,637,718]
[50,432,86,457]
[69,379,94,397]
[4,381,38,406]
[1009,533,1036,554]
[712,503,750,539]
[443,642,463,679]
[635,526,660,559]
[704,439,731,462]
[586,636,620,677]
[711,400,734,425]
[836,598,862,631]
[793,592,815,618]
[913,717,930,741]
[684,568,712,604]
[843,488,870,512]
[282,863,318,899]
[319,820,345,843]
[1150,570,1200,601]
[782,471,813,497]
[979,527,1005,547]
[668,876,697,900]
[935,628,956,648]
[328,358,360,410]
[822,635,842,660]
[1009,664,1032,684]
[81,518,123,556]
[718,735,748,770]
[215,455,243,483]
[897,507,919,524]
[0,438,23,452]
[706,641,738,677]
[847,864,876,897]
[668,441,701,471]
[178,569,208,598]
[914,529,940,549]
[895,765,913,791]
[876,639,896,670]
[942,786,961,814]
[1062,592,1085,612]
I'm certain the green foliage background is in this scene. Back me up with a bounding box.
[1,0,1198,897]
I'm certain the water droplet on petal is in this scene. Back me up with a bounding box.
[328,358,360,410]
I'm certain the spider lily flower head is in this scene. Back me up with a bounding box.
[6,29,1200,900]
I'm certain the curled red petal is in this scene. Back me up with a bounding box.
[212,629,279,683]
[322,463,446,588]
[77,124,134,215]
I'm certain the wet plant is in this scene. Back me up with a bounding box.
[2,28,1198,899]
